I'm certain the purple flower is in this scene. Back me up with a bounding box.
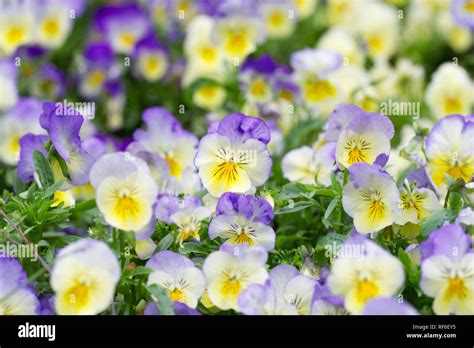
[209,193,275,250]
[133,35,169,82]
[146,251,206,308]
[0,256,39,315]
[17,134,49,183]
[94,3,152,54]
[40,101,95,186]
[420,224,471,262]
[31,64,66,100]
[362,298,419,315]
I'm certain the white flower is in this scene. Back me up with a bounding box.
[51,239,120,315]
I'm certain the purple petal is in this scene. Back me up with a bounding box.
[18,134,49,183]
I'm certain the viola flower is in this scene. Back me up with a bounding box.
[51,239,120,315]
[90,152,158,232]
[419,224,474,314]
[293,0,317,19]
[394,181,441,226]
[0,0,34,56]
[238,264,316,315]
[203,244,269,311]
[259,1,296,39]
[30,64,67,100]
[155,194,211,245]
[194,113,272,197]
[239,55,279,105]
[0,58,18,110]
[282,142,336,186]
[212,14,265,62]
[209,193,275,251]
[425,63,473,119]
[362,297,419,315]
[133,35,169,83]
[36,0,84,49]
[78,42,116,99]
[290,48,343,113]
[93,3,151,55]
[326,104,395,169]
[183,15,224,85]
[146,251,206,309]
[318,27,364,67]
[451,0,474,29]
[0,98,46,167]
[17,134,49,183]
[0,256,39,315]
[130,107,200,194]
[327,234,405,314]
[342,163,400,234]
[311,282,349,315]
[40,102,95,186]
[425,115,474,193]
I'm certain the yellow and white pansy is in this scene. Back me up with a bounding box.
[425,63,474,119]
[146,251,206,309]
[342,163,400,234]
[327,235,405,314]
[260,2,296,39]
[90,152,158,232]
[194,113,272,197]
[0,0,35,56]
[36,2,74,49]
[424,114,474,195]
[51,239,120,315]
[203,245,269,311]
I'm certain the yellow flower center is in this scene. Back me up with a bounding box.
[268,10,285,27]
[303,79,337,103]
[232,230,255,246]
[443,97,462,114]
[114,191,140,219]
[444,277,468,300]
[88,70,105,87]
[5,26,25,45]
[250,78,268,99]
[356,279,380,303]
[221,277,242,296]
[42,18,60,37]
[64,281,91,310]
[224,31,249,57]
[165,155,183,178]
[344,138,371,165]
[400,192,425,218]
[120,32,136,48]
[362,190,387,221]
[199,46,217,63]
[169,288,185,302]
[213,161,240,185]
[367,35,383,54]
[197,85,219,99]
[145,56,161,74]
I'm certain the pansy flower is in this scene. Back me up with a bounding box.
[0,0,34,56]
[90,152,158,232]
[146,251,206,309]
[93,3,151,55]
[239,55,280,105]
[0,58,18,110]
[40,101,95,187]
[0,97,45,166]
[51,239,120,315]
[195,113,272,197]
[0,256,39,315]
[155,194,211,245]
[394,181,441,226]
[259,1,296,39]
[30,63,66,100]
[238,264,317,315]
[209,192,275,251]
[203,244,269,311]
[419,224,473,315]
[130,107,200,194]
[133,35,169,82]
[342,163,400,234]
[425,114,474,193]
[282,142,336,186]
[290,48,343,113]
[327,234,405,314]
[326,104,395,169]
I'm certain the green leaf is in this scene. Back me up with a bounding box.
[447,192,463,214]
[43,178,67,197]
[420,209,456,238]
[33,150,54,187]
[315,232,348,253]
[278,183,314,200]
[275,200,315,215]
[179,242,208,256]
[147,284,175,315]
[157,233,174,251]
[324,197,340,220]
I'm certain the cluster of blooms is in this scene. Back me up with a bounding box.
[0,0,473,317]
